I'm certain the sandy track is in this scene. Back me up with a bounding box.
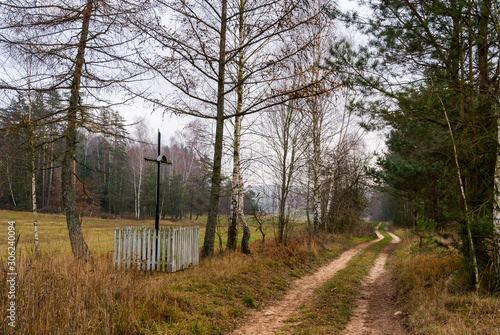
[343,230,407,335]
[231,227,384,335]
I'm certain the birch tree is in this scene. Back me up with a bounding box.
[259,83,309,244]
[27,83,41,255]
[298,0,338,235]
[133,0,322,256]
[226,0,333,252]
[227,0,250,253]
[494,101,500,293]
[127,121,153,220]
[491,0,500,294]
[0,91,42,253]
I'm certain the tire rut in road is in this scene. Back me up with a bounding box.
[343,230,407,335]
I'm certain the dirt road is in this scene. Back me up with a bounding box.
[232,226,407,335]
[232,228,384,335]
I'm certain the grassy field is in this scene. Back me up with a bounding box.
[0,210,366,334]
[0,210,266,257]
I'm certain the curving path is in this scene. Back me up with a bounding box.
[232,226,384,335]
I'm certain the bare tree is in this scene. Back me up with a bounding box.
[259,86,309,244]
[299,7,338,235]
[127,120,154,220]
[132,0,324,256]
[226,0,336,252]
[323,137,370,233]
[0,0,148,258]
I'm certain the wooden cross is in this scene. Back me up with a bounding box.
[144,130,172,232]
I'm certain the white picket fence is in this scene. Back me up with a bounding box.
[113,226,200,272]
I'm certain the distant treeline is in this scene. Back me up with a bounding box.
[0,90,259,220]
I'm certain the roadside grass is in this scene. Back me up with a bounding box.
[392,228,407,239]
[284,224,392,334]
[344,221,379,243]
[0,234,359,334]
[393,235,500,334]
[0,210,376,334]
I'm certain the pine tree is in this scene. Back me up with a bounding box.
[328,0,500,291]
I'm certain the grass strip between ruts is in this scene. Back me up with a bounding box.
[283,224,393,334]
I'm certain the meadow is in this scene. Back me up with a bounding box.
[0,211,265,257]
[0,210,360,334]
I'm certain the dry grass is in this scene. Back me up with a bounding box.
[0,218,358,335]
[393,234,500,335]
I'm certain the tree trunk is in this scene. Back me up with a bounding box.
[311,106,321,235]
[228,0,250,254]
[241,222,251,254]
[137,171,142,220]
[47,144,53,208]
[31,141,40,256]
[61,0,93,260]
[6,161,16,207]
[133,169,138,218]
[492,95,500,294]
[492,150,500,292]
[227,126,240,250]
[491,0,500,294]
[27,87,40,256]
[41,147,46,209]
[438,93,479,291]
[278,132,289,244]
[134,155,143,220]
[202,0,227,258]
[239,187,250,254]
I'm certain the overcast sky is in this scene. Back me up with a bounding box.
[119,0,385,152]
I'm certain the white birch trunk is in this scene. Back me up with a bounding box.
[492,111,500,293]
[47,142,53,207]
[228,2,247,250]
[307,50,323,234]
[27,81,40,255]
[133,153,143,220]
[490,3,500,294]
[228,114,243,250]
[311,116,322,234]
[238,178,250,254]
[31,153,40,255]
[133,169,138,218]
